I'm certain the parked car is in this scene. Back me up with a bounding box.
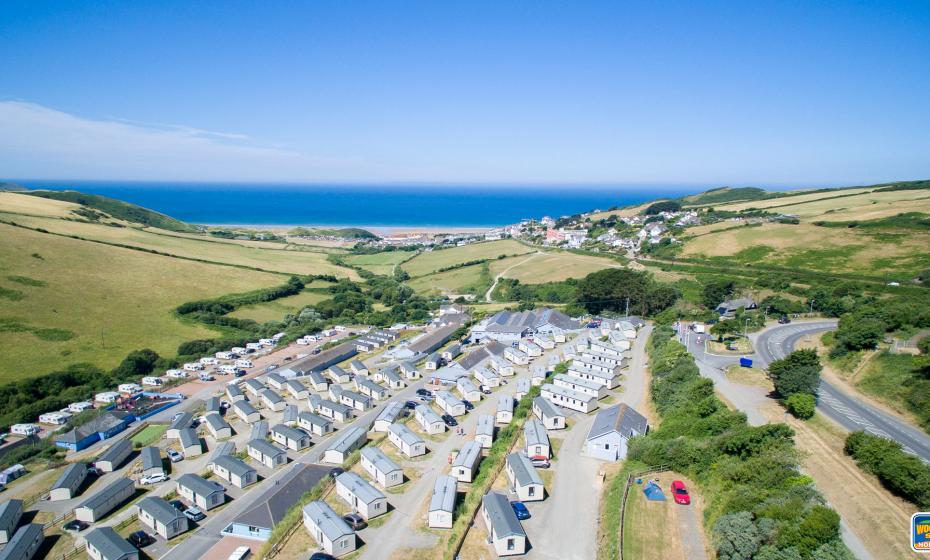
[128,531,155,548]
[480,385,492,395]
[441,414,458,427]
[529,456,550,469]
[404,400,418,409]
[778,315,791,324]
[166,448,183,463]
[309,553,338,560]
[284,356,293,361]
[671,480,691,505]
[418,395,433,403]
[510,501,531,520]
[462,400,474,411]
[140,473,168,485]
[62,520,88,533]
[184,506,206,522]
[227,546,251,560]
[199,373,215,381]
[342,513,367,531]
[415,388,432,397]
[265,364,278,372]
[86,466,103,477]
[311,348,321,355]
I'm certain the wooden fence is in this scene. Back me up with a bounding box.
[618,464,669,560]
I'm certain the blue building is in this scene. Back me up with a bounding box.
[55,411,134,452]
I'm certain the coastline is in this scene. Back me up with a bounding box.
[200,223,495,235]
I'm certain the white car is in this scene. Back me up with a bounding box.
[140,473,168,485]
[228,546,251,560]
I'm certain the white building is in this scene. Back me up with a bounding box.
[435,391,466,417]
[360,447,403,489]
[303,501,356,557]
[474,414,495,449]
[523,419,550,459]
[415,405,445,435]
[428,475,458,529]
[541,383,598,414]
[388,423,427,458]
[533,397,566,430]
[585,404,649,461]
[450,440,482,483]
[506,453,544,502]
[335,471,388,520]
[496,395,514,425]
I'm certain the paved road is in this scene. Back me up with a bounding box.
[754,322,930,463]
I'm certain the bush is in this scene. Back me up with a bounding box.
[784,393,816,419]
[768,349,821,398]
[844,431,930,508]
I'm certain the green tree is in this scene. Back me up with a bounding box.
[644,200,682,215]
[768,349,822,398]
[703,279,736,309]
[713,511,764,560]
[832,316,884,355]
[575,268,678,316]
[785,393,816,419]
[711,319,743,340]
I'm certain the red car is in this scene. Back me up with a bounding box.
[671,480,691,505]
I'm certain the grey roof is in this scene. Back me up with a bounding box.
[360,447,400,475]
[178,428,199,449]
[77,478,134,512]
[234,464,326,530]
[507,453,543,487]
[170,412,194,431]
[533,396,564,419]
[140,447,161,471]
[205,413,231,432]
[328,365,348,378]
[57,411,132,445]
[482,491,525,538]
[137,496,185,525]
[436,391,463,407]
[51,464,85,492]
[517,378,532,392]
[266,372,285,385]
[444,343,462,356]
[452,440,482,469]
[204,396,221,412]
[327,426,366,454]
[298,412,331,428]
[341,389,371,405]
[97,439,132,466]
[587,404,648,440]
[542,383,596,403]
[308,370,328,385]
[459,348,491,370]
[335,471,385,505]
[177,473,224,497]
[476,414,494,437]
[302,501,353,541]
[210,441,236,461]
[483,308,578,334]
[272,424,309,442]
[357,377,387,394]
[249,438,285,458]
[319,399,352,415]
[233,400,259,416]
[260,389,284,404]
[375,401,403,425]
[244,379,264,391]
[282,405,299,424]
[457,378,478,393]
[292,342,358,373]
[426,351,441,363]
[408,323,459,354]
[285,379,307,392]
[497,394,514,412]
[554,373,601,391]
[0,524,43,560]
[84,527,136,560]
[212,454,255,478]
[718,298,757,312]
[429,474,458,513]
[383,368,403,384]
[523,419,549,448]
[350,360,367,371]
[226,384,244,398]
[389,423,424,447]
[415,404,442,424]
[0,499,23,531]
[250,420,269,440]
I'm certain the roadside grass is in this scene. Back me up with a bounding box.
[227,290,331,323]
[131,425,168,447]
[401,240,530,277]
[724,365,772,388]
[488,252,620,284]
[0,223,288,380]
[857,351,923,417]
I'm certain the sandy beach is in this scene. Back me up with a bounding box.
[202,223,495,236]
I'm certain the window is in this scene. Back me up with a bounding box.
[528,486,535,496]
[507,538,515,551]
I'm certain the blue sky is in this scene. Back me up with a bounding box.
[1,0,929,186]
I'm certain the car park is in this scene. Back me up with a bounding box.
[129,531,155,548]
[511,501,530,520]
[184,506,206,521]
[140,473,168,485]
[62,520,88,533]
[671,480,691,505]
[167,448,183,462]
[343,513,367,530]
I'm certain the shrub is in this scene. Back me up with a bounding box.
[844,431,930,508]
[768,349,822,398]
[784,393,816,419]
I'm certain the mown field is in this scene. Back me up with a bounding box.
[343,251,414,276]
[0,212,359,278]
[489,251,620,283]
[405,263,488,296]
[0,191,88,218]
[401,239,531,277]
[227,290,332,323]
[0,223,285,380]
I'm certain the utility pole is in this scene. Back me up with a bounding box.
[809,298,815,315]
[625,297,630,317]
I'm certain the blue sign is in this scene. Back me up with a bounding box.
[913,512,930,552]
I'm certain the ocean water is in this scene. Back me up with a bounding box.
[16,181,699,227]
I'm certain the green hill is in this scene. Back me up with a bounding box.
[680,186,772,206]
[25,189,198,232]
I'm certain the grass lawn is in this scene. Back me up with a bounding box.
[707,337,753,354]
[0,212,359,278]
[725,365,772,388]
[0,223,285,380]
[406,264,488,296]
[489,252,620,284]
[344,251,415,276]
[622,472,689,560]
[401,240,530,277]
[131,424,168,447]
[228,290,331,323]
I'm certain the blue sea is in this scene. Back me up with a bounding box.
[16,181,701,228]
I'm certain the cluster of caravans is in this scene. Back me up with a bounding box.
[175,333,284,381]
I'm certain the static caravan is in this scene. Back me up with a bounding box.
[139,446,164,478]
[388,424,426,458]
[450,440,482,483]
[282,404,299,426]
[531,367,548,387]
[0,500,23,543]
[178,428,203,458]
[504,347,528,366]
[424,352,442,371]
[327,366,351,384]
[50,463,87,501]
[360,447,403,489]
[302,501,356,558]
[517,340,542,357]
[523,420,551,459]
[349,360,369,377]
[84,527,138,560]
[95,439,132,472]
[235,358,253,369]
[243,378,265,396]
[481,491,527,557]
[428,475,458,529]
[137,496,188,540]
[533,397,566,430]
[339,389,372,412]
[399,362,420,380]
[298,412,333,437]
[355,378,389,401]
[141,376,163,387]
[285,379,309,400]
[415,405,445,435]
[473,366,500,388]
[567,362,619,389]
[226,384,245,403]
[95,392,120,404]
[534,335,555,350]
[383,368,405,389]
[264,372,286,390]
[232,400,261,423]
[182,363,203,372]
[456,378,481,402]
[39,411,71,425]
[0,524,43,560]
[271,424,311,451]
[541,383,598,414]
[553,373,607,399]
[373,401,404,433]
[167,413,194,439]
[506,453,544,502]
[248,439,288,469]
[307,370,330,391]
[496,395,514,425]
[316,399,353,423]
[176,473,225,511]
[435,391,466,417]
[515,378,531,400]
[74,478,135,523]
[489,356,515,376]
[211,455,257,489]
[335,472,388,520]
[260,389,286,412]
[442,344,462,362]
[323,427,367,465]
[204,413,233,439]
[474,414,495,449]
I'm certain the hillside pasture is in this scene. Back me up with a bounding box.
[406,263,488,296]
[227,290,331,323]
[0,213,358,278]
[343,251,415,276]
[0,192,87,218]
[489,252,620,283]
[0,223,285,380]
[707,187,876,212]
[401,239,531,277]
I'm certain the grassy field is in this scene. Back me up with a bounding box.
[131,424,168,447]
[0,191,89,218]
[0,223,286,380]
[703,187,876,212]
[227,290,331,323]
[588,201,658,220]
[622,472,687,560]
[405,263,488,296]
[489,251,619,283]
[343,251,414,276]
[401,239,530,277]
[0,212,358,278]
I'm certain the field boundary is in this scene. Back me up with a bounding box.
[619,464,670,560]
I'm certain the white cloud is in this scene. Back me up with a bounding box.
[0,100,361,181]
